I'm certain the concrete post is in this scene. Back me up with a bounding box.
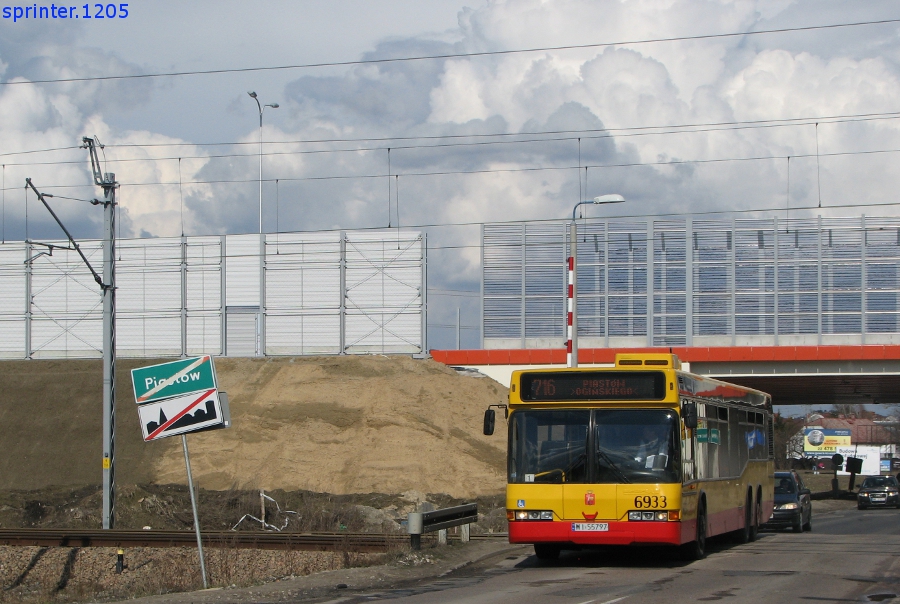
[407,512,423,551]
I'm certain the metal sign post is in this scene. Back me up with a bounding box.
[130,355,228,588]
[182,434,208,589]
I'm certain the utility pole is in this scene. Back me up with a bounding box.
[82,137,118,529]
[24,137,117,529]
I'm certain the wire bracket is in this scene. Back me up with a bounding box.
[24,178,109,289]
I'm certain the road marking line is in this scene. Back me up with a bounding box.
[578,596,630,604]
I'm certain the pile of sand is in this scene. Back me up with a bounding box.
[0,356,508,498]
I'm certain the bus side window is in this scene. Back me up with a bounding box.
[695,403,709,480]
[681,399,696,482]
[705,406,721,478]
[734,409,749,473]
[731,408,745,477]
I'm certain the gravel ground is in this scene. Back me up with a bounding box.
[0,544,383,603]
[0,497,862,604]
[107,540,521,604]
[810,498,858,513]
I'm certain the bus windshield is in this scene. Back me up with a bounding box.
[509,409,679,485]
[594,409,679,484]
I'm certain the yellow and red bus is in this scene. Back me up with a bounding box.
[483,353,774,560]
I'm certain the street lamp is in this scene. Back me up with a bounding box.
[248,91,279,358]
[247,91,279,234]
[567,194,626,368]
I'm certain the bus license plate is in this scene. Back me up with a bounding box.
[572,522,609,532]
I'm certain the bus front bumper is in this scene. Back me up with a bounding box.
[509,519,683,546]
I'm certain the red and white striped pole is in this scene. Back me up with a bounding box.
[567,221,578,367]
[567,195,623,368]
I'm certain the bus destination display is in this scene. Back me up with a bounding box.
[520,371,666,401]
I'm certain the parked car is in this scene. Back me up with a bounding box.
[857,476,900,509]
[765,470,812,532]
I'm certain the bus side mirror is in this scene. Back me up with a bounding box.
[483,409,496,436]
[682,402,697,429]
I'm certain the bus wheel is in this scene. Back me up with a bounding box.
[680,504,707,561]
[534,543,561,561]
[748,495,760,542]
[734,493,753,544]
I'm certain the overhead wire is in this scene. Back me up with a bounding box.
[12,193,899,260]
[9,193,900,264]
[10,144,900,191]
[4,143,900,197]
[100,110,900,149]
[0,13,896,239]
[0,145,82,158]
[2,17,898,86]
[1,110,899,168]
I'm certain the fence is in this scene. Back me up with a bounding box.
[0,229,425,358]
[483,216,900,349]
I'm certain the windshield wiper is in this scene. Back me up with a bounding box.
[596,447,630,483]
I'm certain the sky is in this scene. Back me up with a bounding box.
[0,0,899,351]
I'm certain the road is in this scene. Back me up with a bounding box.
[322,504,900,604]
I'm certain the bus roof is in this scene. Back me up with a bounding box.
[509,353,771,409]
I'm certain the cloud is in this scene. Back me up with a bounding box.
[2,0,900,348]
[0,18,156,241]
[232,1,900,305]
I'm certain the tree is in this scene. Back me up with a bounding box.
[831,403,866,418]
[773,414,805,470]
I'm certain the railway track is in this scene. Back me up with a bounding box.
[0,529,507,552]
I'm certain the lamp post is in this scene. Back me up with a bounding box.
[248,91,279,234]
[248,91,279,357]
[567,194,626,368]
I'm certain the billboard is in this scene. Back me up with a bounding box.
[804,428,851,454]
[834,446,881,476]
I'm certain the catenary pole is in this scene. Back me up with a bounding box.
[82,137,118,529]
[101,172,116,529]
[25,138,117,529]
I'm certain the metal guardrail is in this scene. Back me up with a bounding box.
[407,503,478,550]
[0,527,506,551]
[0,529,405,552]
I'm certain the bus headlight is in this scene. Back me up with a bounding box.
[628,511,669,521]
[512,510,554,521]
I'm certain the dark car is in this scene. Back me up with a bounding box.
[765,470,812,532]
[857,476,900,509]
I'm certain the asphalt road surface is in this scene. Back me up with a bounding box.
[321,505,900,604]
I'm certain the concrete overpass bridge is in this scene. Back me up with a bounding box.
[431,345,900,408]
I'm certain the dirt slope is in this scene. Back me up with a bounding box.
[0,356,507,498]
